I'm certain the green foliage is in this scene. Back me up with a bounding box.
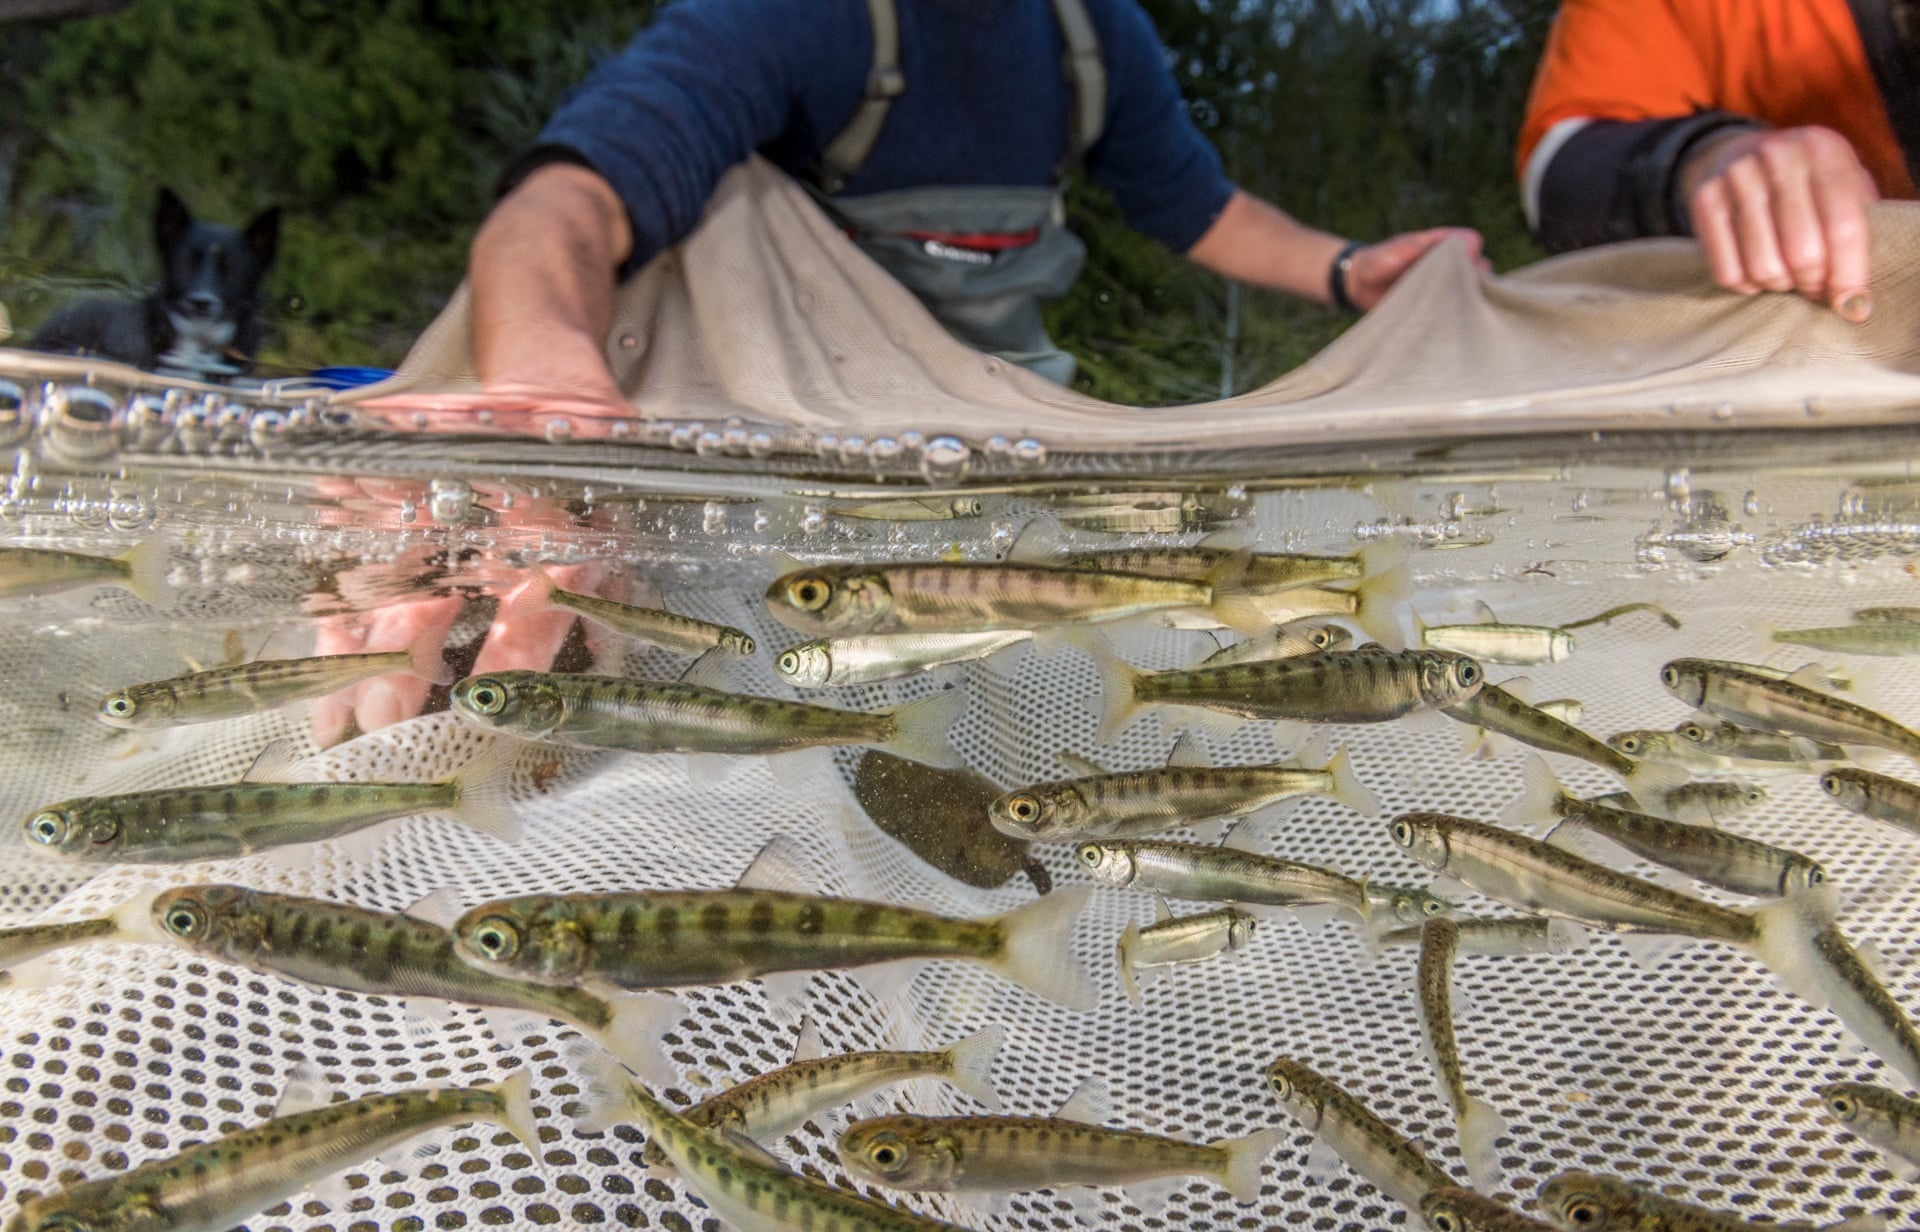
[3,0,1552,400]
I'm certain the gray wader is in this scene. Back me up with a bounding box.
[806,0,1105,385]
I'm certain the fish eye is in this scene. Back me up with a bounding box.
[1827,1092,1858,1120]
[1747,787,1768,803]
[1808,867,1827,885]
[1819,772,1841,795]
[867,1142,902,1168]
[1078,845,1101,867]
[1560,1195,1602,1226]
[1390,820,1413,848]
[777,652,799,675]
[960,499,983,516]
[1008,795,1040,823]
[1422,897,1445,916]
[100,693,136,719]
[1679,722,1707,742]
[1617,736,1642,755]
[1455,660,1481,686]
[26,811,67,845]
[1427,1210,1461,1232]
[161,902,208,939]
[1310,629,1332,649]
[1265,1071,1293,1100]
[470,916,521,961]
[787,575,832,612]
[465,680,508,715]
[1660,665,1680,688]
[730,634,756,655]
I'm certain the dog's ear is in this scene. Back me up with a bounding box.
[155,188,192,253]
[244,207,281,272]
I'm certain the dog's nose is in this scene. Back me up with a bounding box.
[182,292,222,318]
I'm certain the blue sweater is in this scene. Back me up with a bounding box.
[529,0,1237,276]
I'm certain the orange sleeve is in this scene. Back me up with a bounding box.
[1517,0,1717,182]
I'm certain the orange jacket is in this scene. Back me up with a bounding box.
[1519,0,1913,200]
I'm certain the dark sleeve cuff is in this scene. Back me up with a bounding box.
[1536,111,1764,253]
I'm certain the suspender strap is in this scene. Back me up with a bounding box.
[1847,0,1920,186]
[1050,0,1107,176]
[815,0,906,194]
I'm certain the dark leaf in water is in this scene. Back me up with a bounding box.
[852,751,1035,891]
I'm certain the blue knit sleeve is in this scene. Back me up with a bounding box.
[1082,0,1237,252]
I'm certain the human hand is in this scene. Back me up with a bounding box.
[1343,227,1487,312]
[1681,126,1877,321]
[476,323,633,413]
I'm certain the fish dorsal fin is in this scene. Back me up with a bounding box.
[400,888,467,931]
[275,1061,332,1118]
[1468,600,1500,625]
[1194,530,1252,553]
[1786,662,1838,692]
[764,549,813,578]
[792,1016,825,1063]
[720,1128,788,1168]
[1006,519,1063,566]
[1221,825,1262,854]
[738,835,816,894]
[1057,751,1107,778]
[1164,732,1212,770]
[1055,1077,1111,1126]
[1499,675,1535,705]
[1151,895,1173,924]
[242,739,309,785]
[679,646,743,692]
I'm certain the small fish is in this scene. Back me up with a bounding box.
[1590,781,1769,828]
[1366,883,1458,928]
[1773,623,1920,656]
[1421,1185,1558,1232]
[5,1070,539,1232]
[23,741,518,863]
[1606,729,1741,774]
[1420,615,1573,665]
[1661,658,1920,762]
[0,891,159,976]
[449,854,1097,1010]
[1377,916,1588,957]
[1676,719,1848,766]
[1078,835,1371,932]
[1199,622,1352,667]
[1537,1169,1886,1231]
[776,629,1031,688]
[149,884,682,1084]
[1064,539,1402,597]
[1819,1082,1920,1181]
[1165,574,1411,646]
[505,570,755,656]
[1506,756,1826,898]
[1442,678,1681,803]
[1416,918,1507,1190]
[1263,1056,1458,1218]
[1690,657,1853,692]
[569,1052,980,1232]
[1095,646,1483,745]
[450,670,964,768]
[835,1081,1284,1204]
[1854,606,1920,625]
[832,496,985,521]
[1822,766,1920,839]
[98,634,452,729]
[1115,900,1258,1006]
[0,535,168,604]
[991,742,1376,842]
[1555,602,1681,633]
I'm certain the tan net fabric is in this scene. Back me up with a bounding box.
[357,156,1920,449]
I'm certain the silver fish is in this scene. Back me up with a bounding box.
[1590,782,1769,828]
[5,1071,538,1232]
[0,536,167,603]
[1773,622,1920,656]
[1606,730,1741,774]
[1064,539,1401,596]
[1421,1186,1558,1232]
[1115,901,1257,1006]
[450,669,964,767]
[776,630,1031,688]
[1537,1169,1886,1231]
[1263,1056,1458,1217]
[1366,883,1458,928]
[1078,837,1371,931]
[1377,915,1588,957]
[1420,619,1573,665]
[1199,622,1351,667]
[505,571,755,656]
[98,640,452,730]
[832,496,986,521]
[1416,918,1507,1190]
[1676,719,1847,766]
[1443,680,1681,802]
[1854,606,1920,624]
[1661,658,1920,761]
[1819,1082,1920,1181]
[1820,767,1920,839]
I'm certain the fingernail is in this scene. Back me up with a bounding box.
[1838,291,1873,323]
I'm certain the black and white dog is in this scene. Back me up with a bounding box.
[31,188,280,380]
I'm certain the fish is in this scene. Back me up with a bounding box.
[1675,719,1847,767]
[1772,622,1920,656]
[834,1079,1284,1206]
[1263,1056,1458,1218]
[1198,622,1352,667]
[990,741,1377,842]
[0,890,161,977]
[4,1069,539,1232]
[1419,614,1573,665]
[1819,1082,1920,1181]
[97,632,453,729]
[449,669,964,768]
[1078,834,1371,932]
[1421,1185,1558,1232]
[448,846,1097,1010]
[1536,1170,1886,1231]
[1605,730,1742,774]
[775,629,1031,688]
[147,884,683,1084]
[1095,646,1484,745]
[1660,658,1920,761]
[568,1051,980,1232]
[1689,657,1853,692]
[1555,602,1681,633]
[0,535,168,604]
[505,570,755,656]
[1114,900,1258,1006]
[1853,606,1920,624]
[1063,538,1404,598]
[1590,781,1769,828]
[1415,918,1507,1190]
[832,496,985,521]
[1366,883,1458,928]
[1163,577,1411,647]
[1823,766,1920,841]
[1441,678,1684,804]
[1505,756,1826,898]
[22,740,519,863]
[1376,915,1589,957]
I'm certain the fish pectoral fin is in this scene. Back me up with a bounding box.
[737,834,818,894]
[1302,1132,1346,1183]
[684,752,749,789]
[846,958,922,1009]
[241,738,309,783]
[1188,818,1227,845]
[719,1128,786,1169]
[1123,1174,1185,1216]
[1165,731,1213,769]
[302,1166,360,1213]
[1426,874,1473,904]
[1290,903,1341,934]
[1616,931,1690,971]
[759,970,813,1017]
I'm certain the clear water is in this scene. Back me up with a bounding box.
[2,369,1919,1231]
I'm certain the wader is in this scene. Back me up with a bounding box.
[805,0,1106,384]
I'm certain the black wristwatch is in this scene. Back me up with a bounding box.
[1328,240,1367,314]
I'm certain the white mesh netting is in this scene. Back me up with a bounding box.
[2,459,1918,1232]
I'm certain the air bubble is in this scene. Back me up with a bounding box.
[609,418,633,440]
[1744,491,1760,517]
[870,437,902,463]
[703,502,727,534]
[752,509,771,533]
[0,380,31,448]
[428,479,475,525]
[695,431,724,457]
[398,500,418,524]
[619,334,639,350]
[1012,438,1046,467]
[800,506,825,534]
[746,433,774,459]
[919,436,970,483]
[670,426,696,451]
[246,410,287,453]
[544,418,575,443]
[44,386,121,462]
[837,436,867,465]
[985,435,1012,456]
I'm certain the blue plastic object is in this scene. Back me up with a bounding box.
[305,366,394,390]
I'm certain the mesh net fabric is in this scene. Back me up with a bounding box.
[349,157,1920,452]
[2,472,1918,1231]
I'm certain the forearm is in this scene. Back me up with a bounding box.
[469,162,633,392]
[1183,191,1347,304]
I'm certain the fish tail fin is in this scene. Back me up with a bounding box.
[404,619,455,686]
[1625,760,1690,815]
[1751,888,1920,1088]
[880,689,967,769]
[1499,753,1564,834]
[115,535,170,606]
[1215,1125,1285,1204]
[989,885,1097,1011]
[1093,649,1147,745]
[488,1067,541,1152]
[1117,921,1143,1008]
[1353,541,1413,649]
[942,1023,1007,1112]
[563,1042,640,1135]
[503,569,560,625]
[1320,746,1379,816]
[1456,1095,1508,1191]
[108,885,168,944]
[588,992,685,1090]
[447,740,522,843]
